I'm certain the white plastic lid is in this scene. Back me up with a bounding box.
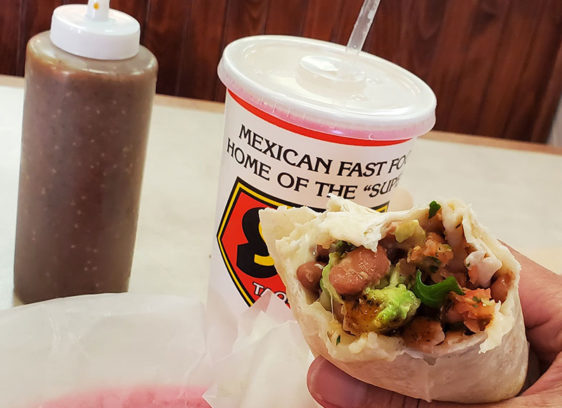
[50,0,140,60]
[218,36,437,140]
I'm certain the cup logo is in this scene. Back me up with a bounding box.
[236,208,276,279]
[216,177,296,306]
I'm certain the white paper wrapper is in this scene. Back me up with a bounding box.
[0,294,207,408]
[0,292,318,408]
[204,292,318,408]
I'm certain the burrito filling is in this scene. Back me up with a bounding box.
[295,201,513,351]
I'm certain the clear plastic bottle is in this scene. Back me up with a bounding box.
[14,0,158,303]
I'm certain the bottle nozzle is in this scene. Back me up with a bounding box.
[51,0,139,60]
[87,0,110,21]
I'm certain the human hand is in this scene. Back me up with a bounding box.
[307,248,562,407]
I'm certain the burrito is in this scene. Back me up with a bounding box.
[259,197,528,403]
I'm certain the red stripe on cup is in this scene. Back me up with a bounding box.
[228,90,411,147]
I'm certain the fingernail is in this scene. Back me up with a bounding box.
[307,357,369,408]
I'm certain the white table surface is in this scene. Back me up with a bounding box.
[1,82,561,310]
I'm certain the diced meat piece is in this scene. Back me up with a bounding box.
[447,251,469,276]
[403,317,446,353]
[342,296,382,335]
[419,209,445,234]
[329,246,390,296]
[296,261,326,292]
[464,319,484,333]
[430,269,468,287]
[445,226,471,275]
[427,232,445,244]
[396,258,416,277]
[451,271,468,287]
[443,306,464,325]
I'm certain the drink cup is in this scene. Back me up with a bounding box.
[210,35,436,312]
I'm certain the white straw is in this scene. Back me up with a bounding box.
[346,0,381,53]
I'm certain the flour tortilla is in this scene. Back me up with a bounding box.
[259,197,528,403]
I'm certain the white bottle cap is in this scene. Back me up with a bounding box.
[50,0,140,60]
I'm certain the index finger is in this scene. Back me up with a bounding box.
[507,245,562,362]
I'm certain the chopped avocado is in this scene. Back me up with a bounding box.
[319,252,344,307]
[388,265,409,287]
[375,264,410,289]
[428,201,441,218]
[355,285,420,332]
[394,219,426,244]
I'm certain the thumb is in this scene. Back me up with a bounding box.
[307,356,463,408]
[307,356,371,408]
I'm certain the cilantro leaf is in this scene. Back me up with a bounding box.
[428,201,441,219]
[412,270,464,308]
[334,240,355,255]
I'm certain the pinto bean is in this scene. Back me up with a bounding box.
[329,246,390,296]
[491,273,511,303]
[314,245,330,262]
[296,261,326,292]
